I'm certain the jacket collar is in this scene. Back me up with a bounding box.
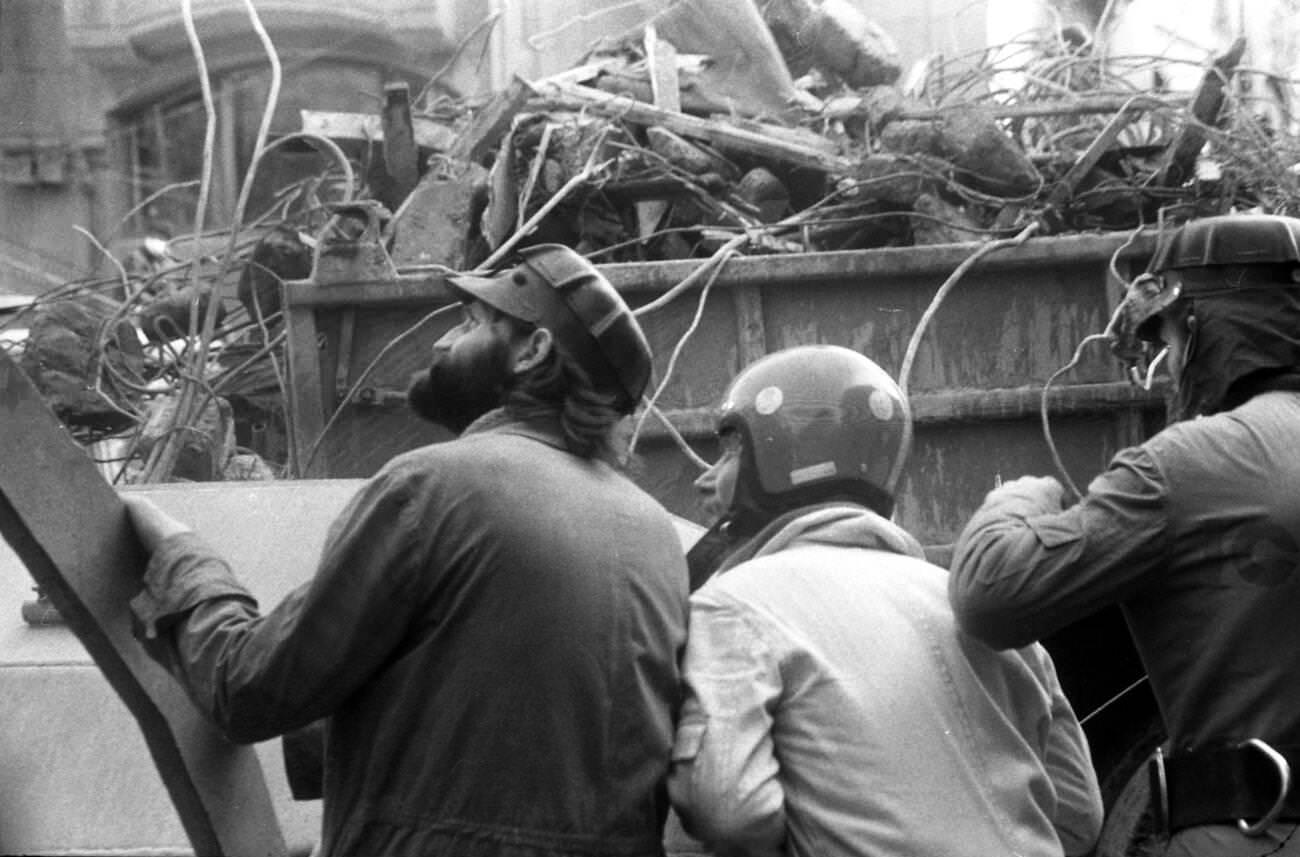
[717,502,925,574]
[461,407,568,452]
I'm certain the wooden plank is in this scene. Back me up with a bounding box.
[0,352,287,856]
[1155,37,1246,188]
[855,93,1181,123]
[637,25,678,240]
[645,24,682,114]
[1045,101,1151,209]
[588,69,738,117]
[298,109,458,152]
[533,81,856,174]
[447,76,534,164]
[283,285,328,478]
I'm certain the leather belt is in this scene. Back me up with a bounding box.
[1149,740,1300,835]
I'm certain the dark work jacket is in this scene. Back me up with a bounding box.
[950,392,1300,853]
[132,410,690,857]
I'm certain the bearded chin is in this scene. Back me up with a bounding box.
[407,340,512,433]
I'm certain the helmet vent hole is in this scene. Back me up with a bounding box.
[512,272,528,286]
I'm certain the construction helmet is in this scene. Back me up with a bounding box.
[1111,213,1300,417]
[716,345,909,519]
[447,245,653,413]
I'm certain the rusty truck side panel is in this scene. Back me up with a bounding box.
[286,233,1166,542]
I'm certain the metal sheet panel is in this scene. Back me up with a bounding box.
[284,234,1163,544]
[0,351,287,856]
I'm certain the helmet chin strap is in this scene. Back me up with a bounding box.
[1170,312,1201,419]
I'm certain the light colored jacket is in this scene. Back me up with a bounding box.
[668,504,1102,857]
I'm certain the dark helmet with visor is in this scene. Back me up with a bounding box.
[716,345,909,520]
[446,245,653,413]
[1111,213,1300,418]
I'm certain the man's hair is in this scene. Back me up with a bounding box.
[499,316,629,463]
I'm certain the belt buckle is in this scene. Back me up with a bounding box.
[1236,738,1293,837]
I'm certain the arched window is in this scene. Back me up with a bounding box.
[119,59,417,237]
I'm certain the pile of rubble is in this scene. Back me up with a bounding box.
[308,0,1300,269]
[7,220,313,482]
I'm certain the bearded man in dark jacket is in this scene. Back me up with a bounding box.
[124,245,689,857]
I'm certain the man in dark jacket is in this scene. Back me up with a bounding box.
[949,214,1300,856]
[124,245,690,857]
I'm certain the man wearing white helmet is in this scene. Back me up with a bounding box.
[123,245,689,857]
[668,344,1102,857]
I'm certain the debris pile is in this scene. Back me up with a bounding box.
[346,3,1300,269]
[6,212,322,482]
[9,0,1300,483]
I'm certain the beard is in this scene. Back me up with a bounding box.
[407,337,513,433]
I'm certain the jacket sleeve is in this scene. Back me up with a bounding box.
[668,589,787,857]
[1030,645,1104,855]
[948,447,1173,649]
[130,463,427,743]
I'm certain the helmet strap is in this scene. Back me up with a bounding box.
[1171,309,1199,419]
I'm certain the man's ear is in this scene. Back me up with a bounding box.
[511,326,553,374]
